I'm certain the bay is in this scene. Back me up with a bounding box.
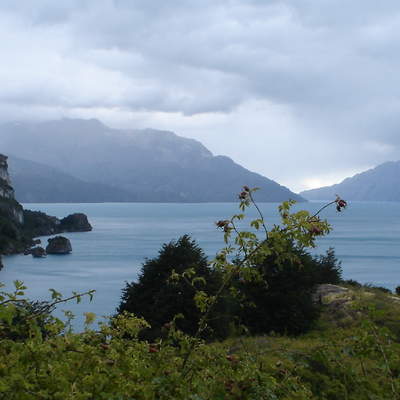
[1,201,399,330]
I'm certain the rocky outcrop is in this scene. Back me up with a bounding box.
[0,153,92,263]
[23,210,92,237]
[31,246,47,258]
[59,213,92,232]
[0,154,13,198]
[313,284,349,303]
[0,154,24,224]
[0,154,27,254]
[23,210,61,237]
[46,236,72,254]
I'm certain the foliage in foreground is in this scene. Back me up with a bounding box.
[119,237,343,339]
[2,189,400,399]
[119,188,343,339]
[1,281,400,399]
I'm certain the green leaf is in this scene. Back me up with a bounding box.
[84,312,96,326]
[49,288,62,300]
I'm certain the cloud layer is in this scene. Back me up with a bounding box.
[1,0,400,191]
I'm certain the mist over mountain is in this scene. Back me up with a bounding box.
[0,118,304,203]
[7,156,134,203]
[300,161,400,201]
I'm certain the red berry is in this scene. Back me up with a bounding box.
[238,191,248,200]
[149,345,159,353]
[309,225,323,235]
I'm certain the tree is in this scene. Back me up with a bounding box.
[236,247,342,335]
[118,235,228,340]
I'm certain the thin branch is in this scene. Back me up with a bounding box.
[0,290,95,320]
[230,219,249,259]
[248,192,269,240]
[26,290,95,320]
[310,200,336,219]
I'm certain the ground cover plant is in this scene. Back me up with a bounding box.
[1,188,400,399]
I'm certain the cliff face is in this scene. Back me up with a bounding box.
[0,154,23,224]
[0,154,14,198]
[0,154,26,254]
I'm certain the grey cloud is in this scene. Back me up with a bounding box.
[1,0,400,190]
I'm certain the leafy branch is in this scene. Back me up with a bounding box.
[180,187,347,376]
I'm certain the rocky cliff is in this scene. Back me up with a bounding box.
[0,154,23,224]
[0,154,26,254]
[0,154,13,197]
[0,154,92,259]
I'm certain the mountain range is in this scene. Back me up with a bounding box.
[0,118,304,203]
[301,161,400,201]
[7,156,134,203]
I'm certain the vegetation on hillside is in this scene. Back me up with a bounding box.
[119,238,342,340]
[1,188,400,399]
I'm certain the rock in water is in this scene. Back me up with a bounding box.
[59,213,92,232]
[31,246,47,258]
[46,236,72,254]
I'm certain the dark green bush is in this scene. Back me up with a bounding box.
[119,236,343,339]
[233,246,343,336]
[236,249,319,335]
[118,235,229,340]
[313,247,342,285]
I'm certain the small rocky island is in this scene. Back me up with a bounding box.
[31,246,47,258]
[59,213,92,232]
[46,236,72,254]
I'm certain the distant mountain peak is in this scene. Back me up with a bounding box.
[300,161,400,202]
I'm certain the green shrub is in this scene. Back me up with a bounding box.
[235,248,325,336]
[313,247,342,284]
[118,235,230,340]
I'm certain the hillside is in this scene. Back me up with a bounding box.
[7,155,135,203]
[301,161,400,201]
[0,119,304,203]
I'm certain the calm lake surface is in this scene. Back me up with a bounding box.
[1,201,399,330]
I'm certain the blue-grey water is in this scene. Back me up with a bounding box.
[1,201,399,330]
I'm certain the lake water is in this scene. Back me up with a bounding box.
[1,201,399,330]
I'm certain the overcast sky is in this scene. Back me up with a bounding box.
[1,0,400,192]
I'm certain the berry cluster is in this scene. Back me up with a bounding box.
[335,196,347,212]
[215,219,231,232]
[238,185,250,200]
